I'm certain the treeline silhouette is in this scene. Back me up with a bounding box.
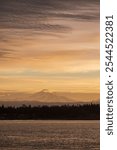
[0,104,100,120]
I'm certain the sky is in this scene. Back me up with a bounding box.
[0,0,99,97]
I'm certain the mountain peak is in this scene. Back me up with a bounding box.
[40,89,49,93]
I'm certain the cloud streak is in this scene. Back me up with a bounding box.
[0,49,14,59]
[0,69,99,78]
[0,0,99,31]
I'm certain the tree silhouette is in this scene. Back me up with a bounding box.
[0,104,100,120]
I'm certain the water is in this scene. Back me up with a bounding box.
[0,120,99,150]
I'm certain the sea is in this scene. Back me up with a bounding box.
[0,120,99,150]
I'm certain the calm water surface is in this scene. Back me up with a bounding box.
[0,120,99,150]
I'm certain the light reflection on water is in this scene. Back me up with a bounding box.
[0,120,99,150]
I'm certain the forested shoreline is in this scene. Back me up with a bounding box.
[0,104,100,120]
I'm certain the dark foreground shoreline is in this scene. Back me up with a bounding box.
[0,104,100,120]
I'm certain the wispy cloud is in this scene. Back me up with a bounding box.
[0,0,99,31]
[0,69,99,78]
[0,49,14,59]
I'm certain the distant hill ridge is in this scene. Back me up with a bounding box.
[0,89,99,106]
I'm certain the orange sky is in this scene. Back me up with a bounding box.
[0,0,99,97]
